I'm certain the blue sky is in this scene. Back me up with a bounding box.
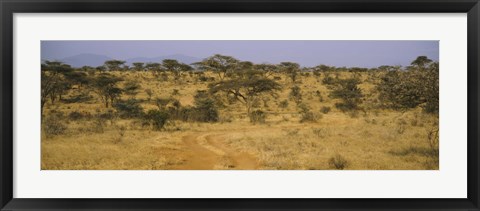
[41,40,439,68]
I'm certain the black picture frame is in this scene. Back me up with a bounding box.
[1,0,479,210]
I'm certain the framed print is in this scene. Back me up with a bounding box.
[1,0,479,210]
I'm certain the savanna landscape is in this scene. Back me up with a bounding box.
[41,41,439,170]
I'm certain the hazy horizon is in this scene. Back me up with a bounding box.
[41,40,439,68]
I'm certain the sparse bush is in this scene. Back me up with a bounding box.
[322,76,336,85]
[279,100,289,109]
[123,80,141,98]
[190,90,219,122]
[377,59,438,113]
[300,111,319,123]
[43,112,67,137]
[199,75,209,82]
[144,109,169,131]
[329,154,348,170]
[193,98,219,122]
[298,103,319,123]
[330,78,363,111]
[289,86,302,104]
[154,97,173,110]
[320,106,331,114]
[113,99,144,118]
[97,109,116,120]
[62,92,93,104]
[249,110,266,124]
[68,111,84,120]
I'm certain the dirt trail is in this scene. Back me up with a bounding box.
[172,133,258,170]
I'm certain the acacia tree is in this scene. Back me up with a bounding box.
[132,62,145,71]
[104,60,126,71]
[314,64,332,72]
[91,73,124,108]
[162,59,193,80]
[278,62,300,83]
[41,61,73,115]
[63,71,89,87]
[192,54,239,80]
[254,64,278,78]
[145,62,162,75]
[377,65,401,72]
[123,80,141,98]
[209,73,281,116]
[410,56,433,71]
[42,61,73,74]
[96,65,106,72]
[41,72,61,115]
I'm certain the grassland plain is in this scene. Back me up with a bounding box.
[41,69,439,170]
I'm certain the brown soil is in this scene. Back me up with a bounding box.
[171,133,258,170]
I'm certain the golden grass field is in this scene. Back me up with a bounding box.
[41,71,439,170]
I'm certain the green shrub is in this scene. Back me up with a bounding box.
[377,59,438,113]
[193,99,219,122]
[322,76,336,85]
[113,99,144,118]
[330,78,363,111]
[144,110,169,131]
[68,111,88,121]
[192,91,219,122]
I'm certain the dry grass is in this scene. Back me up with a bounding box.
[41,71,439,170]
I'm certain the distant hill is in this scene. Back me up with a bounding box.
[58,53,113,68]
[50,53,202,68]
[126,54,202,66]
